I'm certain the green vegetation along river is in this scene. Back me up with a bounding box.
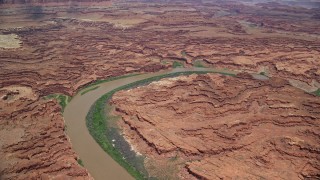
[63,67,243,180]
[63,66,318,179]
[69,64,320,180]
[64,67,318,180]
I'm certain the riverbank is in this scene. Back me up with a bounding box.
[63,67,240,180]
[63,67,318,179]
[85,70,231,179]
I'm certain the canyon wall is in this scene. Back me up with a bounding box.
[111,73,320,179]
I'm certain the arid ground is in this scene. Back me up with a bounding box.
[0,0,319,179]
[111,73,320,179]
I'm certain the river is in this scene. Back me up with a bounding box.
[63,67,279,179]
[63,67,244,179]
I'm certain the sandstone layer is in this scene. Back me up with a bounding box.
[111,73,320,179]
[0,86,91,179]
[0,0,320,179]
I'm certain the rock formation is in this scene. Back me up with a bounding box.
[111,73,320,179]
[0,86,92,179]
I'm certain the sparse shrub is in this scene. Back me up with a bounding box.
[77,159,84,167]
[172,61,183,68]
[313,89,320,96]
[259,71,266,76]
[193,60,206,68]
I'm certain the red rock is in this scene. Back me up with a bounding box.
[111,74,320,179]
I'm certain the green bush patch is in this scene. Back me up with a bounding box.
[193,60,206,68]
[77,159,84,167]
[313,89,320,96]
[259,71,266,76]
[44,94,71,112]
[172,61,183,68]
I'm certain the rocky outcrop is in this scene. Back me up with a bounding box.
[0,86,92,179]
[1,1,319,95]
[111,74,320,179]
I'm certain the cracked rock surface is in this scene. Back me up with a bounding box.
[111,73,320,179]
[0,86,92,179]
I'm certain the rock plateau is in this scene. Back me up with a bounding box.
[111,73,320,179]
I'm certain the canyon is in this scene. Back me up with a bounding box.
[0,0,319,179]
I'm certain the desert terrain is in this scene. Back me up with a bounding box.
[111,73,320,179]
[0,0,319,179]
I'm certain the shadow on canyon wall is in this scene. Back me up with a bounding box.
[26,5,45,19]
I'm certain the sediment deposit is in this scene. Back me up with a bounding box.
[111,73,320,179]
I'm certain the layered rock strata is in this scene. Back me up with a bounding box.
[111,73,320,179]
[0,86,92,179]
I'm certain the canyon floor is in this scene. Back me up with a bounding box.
[0,0,319,179]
